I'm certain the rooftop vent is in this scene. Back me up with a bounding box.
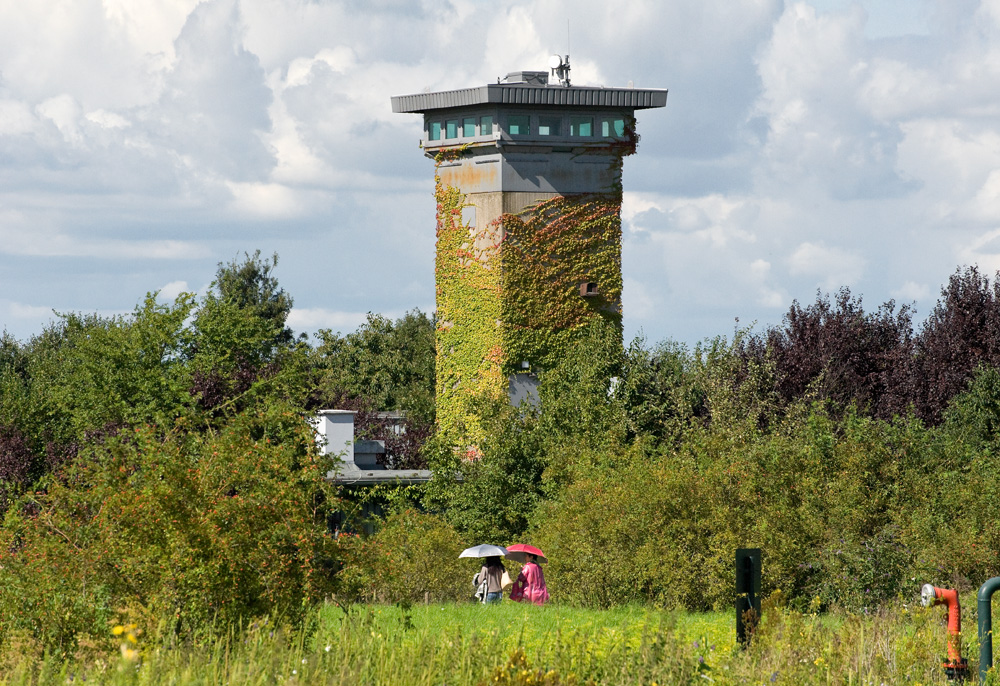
[503,71,548,86]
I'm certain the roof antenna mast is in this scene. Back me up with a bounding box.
[549,21,571,87]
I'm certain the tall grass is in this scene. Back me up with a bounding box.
[0,599,983,685]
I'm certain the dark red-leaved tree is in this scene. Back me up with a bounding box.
[747,288,914,420]
[0,424,38,514]
[908,266,1000,424]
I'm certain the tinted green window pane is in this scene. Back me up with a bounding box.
[538,116,561,136]
[446,120,458,138]
[429,122,441,141]
[480,115,493,136]
[570,117,592,136]
[602,118,627,137]
[463,117,476,137]
[508,115,529,135]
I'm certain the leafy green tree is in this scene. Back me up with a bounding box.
[423,399,543,544]
[533,318,629,491]
[313,310,435,423]
[188,252,306,415]
[212,250,294,344]
[336,509,468,603]
[617,337,708,445]
[0,295,196,463]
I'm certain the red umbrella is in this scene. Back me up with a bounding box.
[505,543,547,564]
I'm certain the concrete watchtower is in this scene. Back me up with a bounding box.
[392,63,666,444]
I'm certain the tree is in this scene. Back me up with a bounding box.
[745,288,913,420]
[310,311,436,467]
[423,398,544,544]
[212,250,294,343]
[312,311,435,423]
[617,337,708,445]
[910,266,1000,423]
[0,404,339,648]
[189,252,301,414]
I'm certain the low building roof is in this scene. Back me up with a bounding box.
[332,463,433,486]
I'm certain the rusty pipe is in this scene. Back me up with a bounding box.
[922,583,968,679]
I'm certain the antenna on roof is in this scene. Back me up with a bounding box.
[549,54,571,87]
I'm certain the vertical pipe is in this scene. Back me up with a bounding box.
[978,577,1000,683]
[922,583,968,679]
[736,548,762,646]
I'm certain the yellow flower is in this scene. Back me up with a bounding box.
[814,657,826,667]
[111,625,125,636]
[120,645,139,661]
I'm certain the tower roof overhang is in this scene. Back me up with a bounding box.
[391,84,667,114]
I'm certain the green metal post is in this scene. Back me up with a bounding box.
[736,548,762,647]
[978,576,1000,683]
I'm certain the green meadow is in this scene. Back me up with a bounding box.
[0,600,978,685]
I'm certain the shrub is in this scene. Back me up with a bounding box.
[424,398,544,544]
[338,509,468,604]
[0,404,340,649]
[533,445,714,609]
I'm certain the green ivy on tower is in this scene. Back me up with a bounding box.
[433,121,635,446]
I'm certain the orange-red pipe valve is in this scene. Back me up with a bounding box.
[922,583,968,679]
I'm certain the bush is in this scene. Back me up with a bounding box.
[424,398,544,544]
[533,445,714,609]
[0,404,340,649]
[338,510,468,604]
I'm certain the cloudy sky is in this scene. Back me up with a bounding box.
[1,0,998,347]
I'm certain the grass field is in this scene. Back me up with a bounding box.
[0,598,986,685]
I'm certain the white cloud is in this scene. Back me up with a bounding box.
[752,2,913,200]
[85,109,130,129]
[958,228,1000,274]
[226,181,303,219]
[0,0,999,349]
[788,242,865,290]
[891,280,931,302]
[287,308,377,334]
[36,94,83,144]
[4,300,55,320]
[158,280,189,300]
[0,220,207,258]
[0,99,36,135]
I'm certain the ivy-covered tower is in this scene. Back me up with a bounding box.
[392,66,666,444]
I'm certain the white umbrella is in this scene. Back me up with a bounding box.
[459,544,508,558]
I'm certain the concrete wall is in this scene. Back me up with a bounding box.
[436,150,621,196]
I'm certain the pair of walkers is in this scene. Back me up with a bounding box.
[476,554,549,605]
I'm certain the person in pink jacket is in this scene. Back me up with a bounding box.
[509,553,549,605]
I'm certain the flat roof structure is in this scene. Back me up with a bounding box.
[391,83,668,114]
